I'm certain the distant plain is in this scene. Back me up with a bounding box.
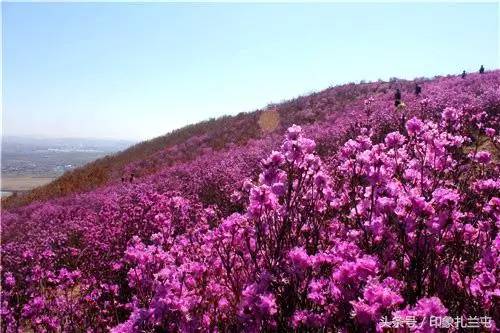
[1,137,133,196]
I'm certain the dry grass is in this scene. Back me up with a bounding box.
[1,176,56,193]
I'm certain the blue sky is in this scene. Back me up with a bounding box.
[2,2,498,141]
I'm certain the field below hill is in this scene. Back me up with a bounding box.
[1,175,56,197]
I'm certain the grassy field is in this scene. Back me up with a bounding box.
[1,175,55,196]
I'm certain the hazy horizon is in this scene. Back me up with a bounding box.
[3,2,498,141]
[2,134,135,143]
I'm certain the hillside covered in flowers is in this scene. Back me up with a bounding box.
[1,71,499,332]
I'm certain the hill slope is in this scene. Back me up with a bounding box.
[1,71,499,332]
[3,76,422,209]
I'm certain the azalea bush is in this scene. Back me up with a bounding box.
[1,72,499,332]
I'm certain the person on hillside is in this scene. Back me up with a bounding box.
[394,88,402,107]
[415,83,422,96]
[479,65,485,74]
[121,176,125,183]
[130,173,135,183]
[461,70,466,79]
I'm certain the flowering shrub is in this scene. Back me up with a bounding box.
[2,71,499,331]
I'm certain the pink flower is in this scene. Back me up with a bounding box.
[477,272,496,288]
[4,272,15,288]
[313,172,329,188]
[351,301,378,325]
[352,279,403,325]
[406,117,424,135]
[485,127,496,137]
[432,187,460,206]
[271,182,286,196]
[414,297,448,317]
[258,293,277,316]
[286,124,302,140]
[288,247,311,271]
[248,185,278,217]
[384,131,405,148]
[298,137,316,154]
[442,106,460,122]
[474,151,492,164]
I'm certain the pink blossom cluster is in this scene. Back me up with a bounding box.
[1,71,499,332]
